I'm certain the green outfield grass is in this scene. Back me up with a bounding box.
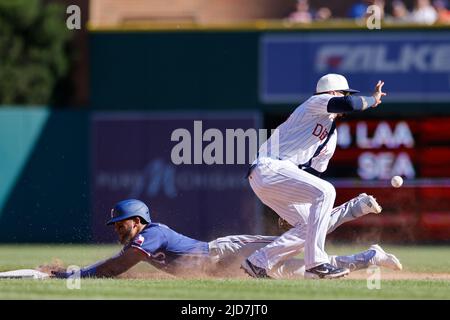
[0,244,449,299]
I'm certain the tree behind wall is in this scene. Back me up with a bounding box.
[0,0,71,105]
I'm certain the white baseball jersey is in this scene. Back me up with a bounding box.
[258,93,337,172]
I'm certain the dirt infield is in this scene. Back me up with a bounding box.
[35,254,450,281]
[119,264,450,281]
[121,271,450,281]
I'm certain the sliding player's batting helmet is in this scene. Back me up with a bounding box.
[106,199,151,225]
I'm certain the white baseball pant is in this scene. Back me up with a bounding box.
[247,157,336,269]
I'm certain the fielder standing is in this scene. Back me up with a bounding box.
[242,74,386,279]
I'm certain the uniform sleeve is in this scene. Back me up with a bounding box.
[126,228,166,257]
[327,96,376,113]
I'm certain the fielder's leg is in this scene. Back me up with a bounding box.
[303,178,336,270]
[244,157,345,278]
[327,193,382,234]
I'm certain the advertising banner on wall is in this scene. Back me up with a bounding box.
[260,32,450,103]
[327,117,450,242]
[91,112,263,242]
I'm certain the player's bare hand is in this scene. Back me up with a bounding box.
[372,80,386,107]
[36,259,65,277]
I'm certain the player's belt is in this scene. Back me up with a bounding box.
[245,160,322,179]
[245,157,301,179]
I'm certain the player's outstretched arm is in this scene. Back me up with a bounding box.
[52,247,145,278]
[327,80,387,113]
[90,247,145,278]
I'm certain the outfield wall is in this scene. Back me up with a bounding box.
[1,108,450,243]
[0,108,90,242]
[0,108,263,243]
[89,27,450,115]
[90,111,263,242]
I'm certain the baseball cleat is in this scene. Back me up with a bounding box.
[304,263,350,279]
[357,193,382,215]
[241,259,271,279]
[369,244,403,271]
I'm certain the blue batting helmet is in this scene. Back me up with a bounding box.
[106,199,151,226]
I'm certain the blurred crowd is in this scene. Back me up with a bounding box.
[286,0,450,24]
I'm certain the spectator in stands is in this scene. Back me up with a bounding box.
[433,0,450,23]
[315,7,332,21]
[286,0,332,23]
[385,0,411,23]
[348,1,370,18]
[287,0,313,23]
[410,0,438,24]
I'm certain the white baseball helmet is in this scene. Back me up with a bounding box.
[316,74,359,94]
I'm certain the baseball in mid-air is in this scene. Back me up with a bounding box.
[391,176,403,188]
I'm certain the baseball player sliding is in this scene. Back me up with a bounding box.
[242,74,387,279]
[47,199,401,280]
